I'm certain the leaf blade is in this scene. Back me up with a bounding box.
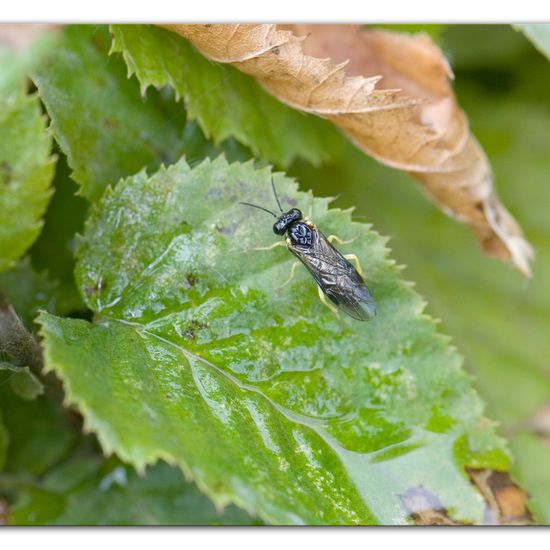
[0,80,54,273]
[31,25,190,202]
[40,156,511,524]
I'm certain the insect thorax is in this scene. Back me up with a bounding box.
[288,222,313,247]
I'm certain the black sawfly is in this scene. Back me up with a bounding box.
[240,179,376,321]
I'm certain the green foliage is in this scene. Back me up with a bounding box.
[0,258,58,408]
[290,24,550,523]
[39,156,508,525]
[11,457,259,525]
[0,387,78,476]
[0,411,7,470]
[372,24,445,42]
[31,25,191,202]
[0,364,43,400]
[0,258,59,329]
[2,22,549,526]
[517,24,550,61]
[110,25,345,168]
[0,76,54,273]
[28,154,89,316]
[443,25,532,70]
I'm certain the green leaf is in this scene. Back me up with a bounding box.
[39,155,509,525]
[28,153,89,316]
[0,410,7,471]
[0,257,59,329]
[0,363,43,400]
[109,25,345,169]
[32,25,192,202]
[28,130,250,316]
[509,433,550,523]
[516,24,550,61]
[11,457,258,525]
[0,387,78,476]
[371,24,445,43]
[443,25,533,71]
[0,77,55,273]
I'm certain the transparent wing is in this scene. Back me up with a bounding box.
[288,226,376,321]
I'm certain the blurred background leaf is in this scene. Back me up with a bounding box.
[517,24,550,61]
[0,258,59,328]
[0,386,79,477]
[0,388,258,525]
[0,67,54,273]
[0,411,7,471]
[371,24,445,43]
[10,455,259,525]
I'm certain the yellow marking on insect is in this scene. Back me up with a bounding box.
[250,241,286,252]
[328,234,358,246]
[278,260,301,290]
[344,254,365,277]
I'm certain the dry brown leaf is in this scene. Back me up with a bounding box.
[161,24,533,276]
[467,468,533,525]
[400,474,533,525]
[399,471,533,525]
[399,485,471,525]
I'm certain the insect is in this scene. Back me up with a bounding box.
[240,179,376,321]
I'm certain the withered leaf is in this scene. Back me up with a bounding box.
[400,471,532,526]
[467,468,533,525]
[161,24,533,276]
[400,486,470,525]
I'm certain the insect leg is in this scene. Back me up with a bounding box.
[278,261,301,289]
[248,241,286,252]
[344,254,365,277]
[317,286,340,318]
[328,234,358,246]
[303,191,313,221]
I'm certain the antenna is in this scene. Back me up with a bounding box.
[239,202,277,218]
[271,177,283,213]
